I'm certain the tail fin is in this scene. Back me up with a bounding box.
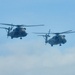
[33,29,51,44]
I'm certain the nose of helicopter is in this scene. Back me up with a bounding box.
[21,31,28,37]
[24,32,28,36]
[62,39,67,44]
[25,33,28,36]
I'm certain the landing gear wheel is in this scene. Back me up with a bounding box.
[51,44,53,46]
[20,37,22,39]
[59,44,61,46]
[11,37,13,39]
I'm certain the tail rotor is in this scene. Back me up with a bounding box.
[0,27,12,37]
[33,29,51,44]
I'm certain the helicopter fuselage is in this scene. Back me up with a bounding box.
[47,35,67,46]
[8,27,27,39]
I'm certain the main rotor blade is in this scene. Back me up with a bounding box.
[64,31,75,34]
[0,27,8,30]
[23,24,44,27]
[0,23,44,27]
[60,30,73,34]
[50,30,73,34]
[0,23,14,26]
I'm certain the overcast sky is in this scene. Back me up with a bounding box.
[0,0,75,75]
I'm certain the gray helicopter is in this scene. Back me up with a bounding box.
[0,23,44,39]
[34,30,75,46]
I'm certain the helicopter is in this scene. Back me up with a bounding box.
[0,23,44,39]
[34,30,75,46]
